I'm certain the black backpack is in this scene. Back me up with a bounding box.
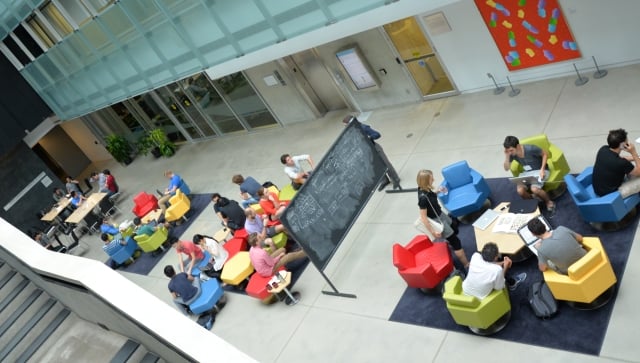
[528,281,558,319]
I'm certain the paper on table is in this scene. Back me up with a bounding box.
[492,213,532,234]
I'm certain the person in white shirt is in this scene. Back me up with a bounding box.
[193,234,228,280]
[462,242,526,299]
[280,153,314,190]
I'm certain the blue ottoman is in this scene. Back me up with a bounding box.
[191,251,212,277]
[190,279,224,315]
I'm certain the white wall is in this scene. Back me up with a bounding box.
[61,118,112,162]
[426,0,640,92]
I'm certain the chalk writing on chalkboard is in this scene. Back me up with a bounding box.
[281,120,387,270]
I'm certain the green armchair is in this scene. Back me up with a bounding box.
[442,276,511,335]
[134,226,169,253]
[510,134,570,194]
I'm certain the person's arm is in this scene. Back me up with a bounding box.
[539,148,549,180]
[503,150,512,171]
[178,251,185,272]
[171,291,178,298]
[307,155,315,171]
[538,261,549,272]
[419,208,441,239]
[625,143,640,176]
[186,251,197,275]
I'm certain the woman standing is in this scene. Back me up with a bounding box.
[416,169,469,268]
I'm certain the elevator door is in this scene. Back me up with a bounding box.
[384,17,455,97]
[291,50,347,111]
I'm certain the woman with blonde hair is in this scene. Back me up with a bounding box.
[416,169,469,268]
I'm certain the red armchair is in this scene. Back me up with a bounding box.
[132,192,159,218]
[393,235,454,293]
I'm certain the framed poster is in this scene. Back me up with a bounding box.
[336,45,380,91]
[474,0,581,70]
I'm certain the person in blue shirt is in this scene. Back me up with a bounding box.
[164,265,201,315]
[100,218,120,236]
[69,191,86,207]
[342,115,401,191]
[158,170,189,215]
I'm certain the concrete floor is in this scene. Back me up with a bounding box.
[76,63,640,363]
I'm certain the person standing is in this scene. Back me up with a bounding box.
[65,176,82,195]
[526,218,586,274]
[416,169,469,268]
[503,135,555,213]
[592,128,640,197]
[342,115,401,191]
[90,171,107,192]
[103,169,119,197]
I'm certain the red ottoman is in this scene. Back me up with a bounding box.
[246,273,272,302]
[233,228,249,242]
[223,237,248,259]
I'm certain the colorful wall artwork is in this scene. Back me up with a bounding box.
[474,0,581,71]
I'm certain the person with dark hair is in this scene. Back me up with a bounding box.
[132,216,157,236]
[342,115,401,191]
[100,217,119,236]
[211,193,246,231]
[163,265,201,315]
[90,171,107,192]
[248,232,306,277]
[33,230,65,252]
[100,233,128,255]
[52,187,66,202]
[527,218,586,274]
[65,176,82,195]
[280,153,314,190]
[175,240,205,276]
[103,169,119,197]
[193,234,228,279]
[416,169,469,268]
[592,128,640,197]
[462,242,527,299]
[231,174,262,208]
[503,135,555,213]
[69,190,86,207]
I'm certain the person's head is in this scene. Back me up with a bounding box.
[481,242,500,262]
[163,265,176,278]
[257,186,266,198]
[102,217,110,225]
[66,176,73,182]
[248,232,260,247]
[133,217,142,226]
[211,193,221,203]
[193,234,205,245]
[503,135,520,156]
[342,115,356,125]
[164,170,174,178]
[527,217,548,236]
[416,169,435,191]
[70,191,77,198]
[607,128,628,149]
[33,230,43,241]
[103,169,111,175]
[245,207,256,219]
[280,154,293,166]
[100,233,110,243]
[53,187,63,195]
[231,174,244,185]
[90,171,98,180]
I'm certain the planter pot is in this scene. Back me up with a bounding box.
[151,147,162,158]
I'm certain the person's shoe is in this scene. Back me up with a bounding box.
[508,272,527,291]
[546,202,556,218]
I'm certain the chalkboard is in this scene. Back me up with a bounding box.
[281,120,387,271]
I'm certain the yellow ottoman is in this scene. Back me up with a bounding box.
[278,184,296,202]
[221,252,254,285]
[250,203,264,215]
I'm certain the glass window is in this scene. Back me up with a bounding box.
[214,72,278,130]
[27,16,56,48]
[59,0,92,27]
[41,1,74,37]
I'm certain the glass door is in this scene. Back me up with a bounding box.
[383,17,455,97]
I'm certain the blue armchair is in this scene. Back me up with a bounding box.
[439,161,491,218]
[565,166,640,223]
[108,237,140,266]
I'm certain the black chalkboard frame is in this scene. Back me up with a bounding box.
[281,119,388,272]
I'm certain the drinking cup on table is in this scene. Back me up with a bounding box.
[272,281,279,288]
[266,284,272,291]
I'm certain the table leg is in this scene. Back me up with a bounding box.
[282,287,300,306]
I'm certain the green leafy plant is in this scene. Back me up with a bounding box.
[136,134,155,156]
[105,134,133,164]
[139,128,176,157]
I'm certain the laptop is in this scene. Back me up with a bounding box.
[517,215,552,256]
[508,175,540,188]
[472,208,500,230]
[508,199,538,214]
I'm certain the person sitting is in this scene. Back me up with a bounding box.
[462,242,527,300]
[231,174,262,208]
[244,207,286,238]
[163,265,201,316]
[100,233,128,255]
[103,169,119,197]
[526,218,586,274]
[211,193,246,232]
[175,240,205,276]
[592,128,640,197]
[52,187,66,203]
[132,216,161,237]
[193,234,229,281]
[69,190,86,207]
[280,153,314,190]
[158,170,187,215]
[503,135,555,213]
[65,176,82,195]
[257,186,286,222]
[33,230,65,252]
[248,232,306,278]
[100,218,120,236]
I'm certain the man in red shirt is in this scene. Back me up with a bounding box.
[175,240,205,276]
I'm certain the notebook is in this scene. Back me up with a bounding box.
[508,199,538,214]
[472,208,500,230]
[517,215,552,256]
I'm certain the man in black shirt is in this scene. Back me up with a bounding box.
[592,128,640,196]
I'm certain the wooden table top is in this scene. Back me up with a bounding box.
[41,197,72,222]
[65,192,107,224]
[473,201,540,255]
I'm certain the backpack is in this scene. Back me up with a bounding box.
[197,312,215,330]
[528,281,558,319]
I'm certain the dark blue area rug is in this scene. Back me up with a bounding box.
[107,193,213,275]
[389,177,639,356]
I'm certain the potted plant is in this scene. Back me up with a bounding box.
[148,128,176,157]
[136,133,158,157]
[105,134,133,165]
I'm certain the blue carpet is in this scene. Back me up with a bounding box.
[107,193,213,275]
[389,177,639,355]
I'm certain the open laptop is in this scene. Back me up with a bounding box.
[508,199,538,214]
[472,208,500,230]
[508,175,540,189]
[517,215,552,256]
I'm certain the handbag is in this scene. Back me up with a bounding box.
[415,190,449,240]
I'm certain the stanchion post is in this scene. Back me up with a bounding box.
[592,56,608,79]
[506,76,520,97]
[573,63,589,86]
[487,73,505,95]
